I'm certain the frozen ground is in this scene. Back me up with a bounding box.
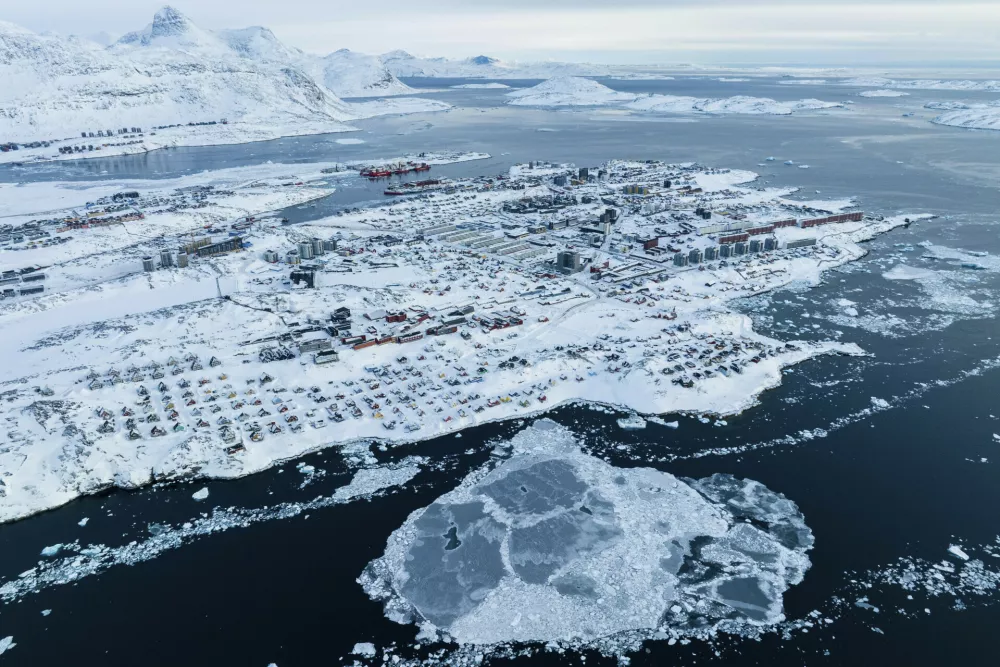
[361,419,813,645]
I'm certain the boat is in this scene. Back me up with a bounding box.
[617,414,647,430]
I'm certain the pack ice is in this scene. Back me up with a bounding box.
[361,420,813,645]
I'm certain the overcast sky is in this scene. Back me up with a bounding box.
[8,1,1000,65]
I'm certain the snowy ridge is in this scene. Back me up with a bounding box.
[840,76,1000,92]
[927,101,1000,131]
[506,77,637,107]
[311,49,414,98]
[506,77,844,116]
[0,7,442,153]
[382,50,611,79]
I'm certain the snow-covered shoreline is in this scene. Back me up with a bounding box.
[505,77,844,116]
[0,156,913,524]
[0,98,453,166]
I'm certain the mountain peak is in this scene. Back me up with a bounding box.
[150,6,194,38]
[116,6,218,49]
[468,55,500,66]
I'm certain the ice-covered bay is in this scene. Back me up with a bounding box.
[361,420,813,646]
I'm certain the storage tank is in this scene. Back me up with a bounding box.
[160,249,173,268]
[286,250,301,265]
[142,256,155,272]
[311,238,325,256]
[176,252,189,268]
[298,242,314,260]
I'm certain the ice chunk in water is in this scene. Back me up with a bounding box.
[361,420,813,646]
[41,544,62,557]
[351,643,377,657]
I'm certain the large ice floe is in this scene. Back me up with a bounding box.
[361,420,813,646]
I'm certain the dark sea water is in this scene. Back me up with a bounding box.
[2,76,1000,666]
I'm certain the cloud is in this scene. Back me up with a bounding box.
[8,1,999,63]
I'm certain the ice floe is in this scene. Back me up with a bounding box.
[361,420,812,647]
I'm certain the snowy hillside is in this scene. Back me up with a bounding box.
[0,7,445,155]
[382,50,610,79]
[506,77,637,106]
[929,101,1000,131]
[626,95,842,115]
[312,50,414,98]
[840,77,1000,92]
[217,29,413,98]
[506,78,843,116]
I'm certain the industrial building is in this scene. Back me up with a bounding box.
[314,350,339,365]
[556,250,583,274]
[298,336,332,354]
[290,269,316,288]
[196,236,243,257]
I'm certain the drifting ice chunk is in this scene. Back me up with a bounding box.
[351,643,377,657]
[361,420,813,646]
[948,545,970,561]
[192,488,209,501]
[617,414,647,430]
[41,544,62,557]
[0,636,14,656]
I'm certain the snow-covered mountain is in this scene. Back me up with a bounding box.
[0,7,439,150]
[506,76,637,107]
[218,25,305,64]
[310,49,414,98]
[381,50,610,79]
[114,5,221,51]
